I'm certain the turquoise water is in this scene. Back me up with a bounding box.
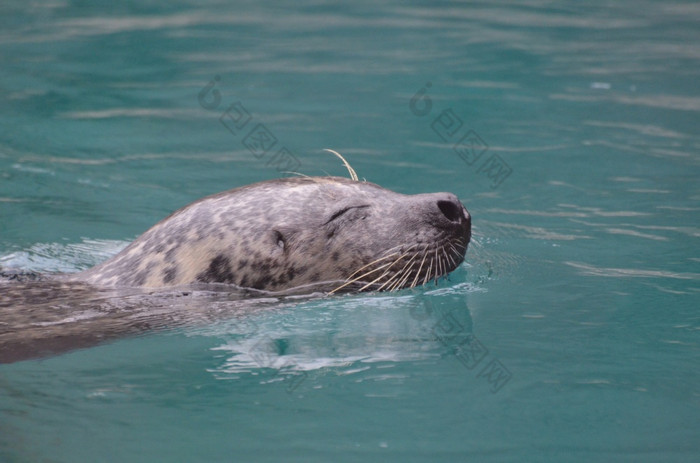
[1,0,699,461]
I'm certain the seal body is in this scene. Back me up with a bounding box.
[72,176,471,293]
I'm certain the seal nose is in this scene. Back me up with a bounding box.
[432,194,471,243]
[436,195,470,227]
[437,199,465,224]
[414,192,471,239]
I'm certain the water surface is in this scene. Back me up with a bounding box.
[1,1,699,462]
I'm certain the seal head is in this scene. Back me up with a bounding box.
[75,176,471,293]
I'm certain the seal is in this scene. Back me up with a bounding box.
[70,176,471,293]
[1,176,471,362]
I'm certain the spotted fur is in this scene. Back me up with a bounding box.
[71,176,471,293]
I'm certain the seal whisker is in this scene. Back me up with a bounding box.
[452,241,468,253]
[434,248,443,284]
[446,243,459,268]
[434,248,441,278]
[388,266,414,292]
[423,256,433,286]
[374,246,424,291]
[440,247,450,277]
[329,260,397,294]
[388,254,420,291]
[440,255,447,283]
[375,271,400,292]
[343,243,417,282]
[379,249,423,292]
[357,258,406,292]
[429,252,438,283]
[330,244,420,293]
[423,250,438,286]
[343,252,401,281]
[377,251,421,291]
[410,251,429,289]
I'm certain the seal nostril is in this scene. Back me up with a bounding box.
[437,200,462,223]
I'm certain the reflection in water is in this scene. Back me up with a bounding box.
[206,293,475,385]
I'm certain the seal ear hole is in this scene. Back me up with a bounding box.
[273,230,286,250]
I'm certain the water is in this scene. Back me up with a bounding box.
[1,0,699,461]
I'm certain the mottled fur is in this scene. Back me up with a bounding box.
[69,176,471,293]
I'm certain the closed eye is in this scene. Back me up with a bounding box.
[324,205,370,225]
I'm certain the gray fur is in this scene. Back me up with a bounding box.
[69,176,471,293]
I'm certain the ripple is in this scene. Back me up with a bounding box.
[0,239,128,273]
[60,108,204,120]
[551,92,700,112]
[584,121,689,139]
[484,221,591,241]
[565,261,700,280]
[604,228,668,241]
